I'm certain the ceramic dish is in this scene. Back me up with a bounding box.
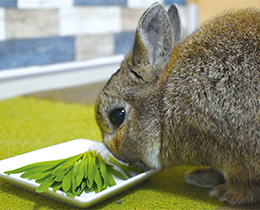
[0,139,158,208]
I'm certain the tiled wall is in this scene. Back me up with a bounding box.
[0,0,186,70]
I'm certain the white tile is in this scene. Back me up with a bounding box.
[127,0,163,8]
[6,10,59,39]
[0,9,5,41]
[18,0,73,9]
[76,34,114,60]
[122,8,144,31]
[178,5,187,36]
[60,7,121,36]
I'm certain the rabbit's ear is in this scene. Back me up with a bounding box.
[167,4,182,44]
[130,3,180,82]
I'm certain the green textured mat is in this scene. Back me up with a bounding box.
[0,97,223,209]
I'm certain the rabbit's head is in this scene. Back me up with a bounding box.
[95,3,181,169]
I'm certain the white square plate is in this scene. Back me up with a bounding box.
[0,139,158,208]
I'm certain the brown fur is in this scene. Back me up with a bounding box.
[95,4,260,205]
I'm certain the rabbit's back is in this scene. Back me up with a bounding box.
[163,8,260,167]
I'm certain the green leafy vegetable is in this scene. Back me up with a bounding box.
[4,149,142,198]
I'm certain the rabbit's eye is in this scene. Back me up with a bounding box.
[109,108,125,127]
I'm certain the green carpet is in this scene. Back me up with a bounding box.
[0,97,223,209]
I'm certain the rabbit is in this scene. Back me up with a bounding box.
[95,2,260,205]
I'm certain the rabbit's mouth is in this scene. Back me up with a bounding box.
[129,160,151,171]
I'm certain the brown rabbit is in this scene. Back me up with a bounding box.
[95,3,260,205]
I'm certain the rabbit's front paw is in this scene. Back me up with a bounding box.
[185,167,225,188]
[209,184,235,204]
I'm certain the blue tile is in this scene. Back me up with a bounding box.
[74,0,127,6]
[0,0,17,7]
[0,37,75,70]
[164,0,187,6]
[115,31,135,54]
